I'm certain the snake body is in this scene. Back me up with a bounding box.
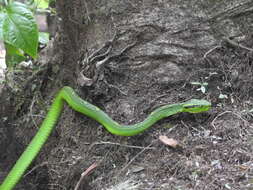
[0,86,211,190]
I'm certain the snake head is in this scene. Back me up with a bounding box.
[182,99,211,113]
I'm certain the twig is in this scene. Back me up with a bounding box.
[48,183,67,190]
[23,161,48,177]
[117,143,153,176]
[94,141,155,150]
[104,80,128,96]
[203,45,221,59]
[211,110,249,129]
[74,162,98,190]
[82,0,91,23]
[29,96,39,129]
[23,67,47,89]
[223,38,253,52]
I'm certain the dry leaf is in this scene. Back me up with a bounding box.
[159,135,179,148]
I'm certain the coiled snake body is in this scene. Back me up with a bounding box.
[0,86,211,190]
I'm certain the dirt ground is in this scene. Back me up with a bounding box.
[1,35,253,190]
[1,1,253,190]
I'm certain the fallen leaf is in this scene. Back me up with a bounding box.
[235,165,249,171]
[159,135,179,148]
[131,166,145,173]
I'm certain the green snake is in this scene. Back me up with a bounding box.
[0,86,211,190]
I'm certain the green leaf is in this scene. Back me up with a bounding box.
[2,2,38,58]
[34,0,49,9]
[5,42,26,68]
[39,32,49,44]
[5,42,25,57]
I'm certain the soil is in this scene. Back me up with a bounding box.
[1,0,253,190]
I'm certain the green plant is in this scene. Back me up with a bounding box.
[30,0,49,9]
[0,0,38,67]
[191,82,208,94]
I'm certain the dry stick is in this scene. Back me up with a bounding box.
[82,0,91,22]
[203,45,221,65]
[77,149,112,188]
[211,110,249,129]
[74,162,98,190]
[93,141,155,150]
[103,80,128,96]
[117,143,153,177]
[29,95,42,129]
[23,161,48,178]
[223,38,253,52]
[49,183,67,190]
[23,66,47,89]
[203,45,221,59]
